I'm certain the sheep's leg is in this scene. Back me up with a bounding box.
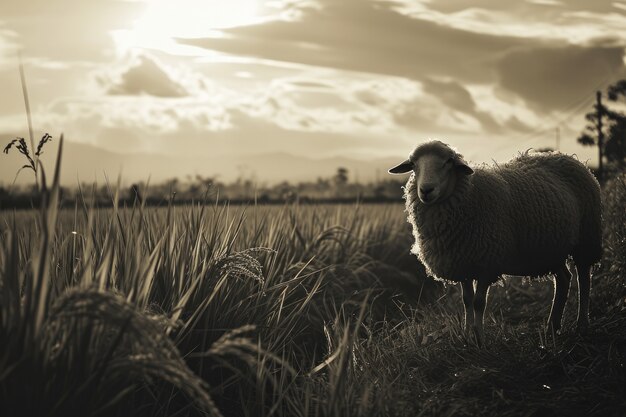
[473,278,490,344]
[547,264,571,335]
[575,263,591,331]
[461,280,475,332]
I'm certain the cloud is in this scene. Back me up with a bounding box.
[526,0,563,6]
[103,55,188,97]
[179,0,626,117]
[0,24,19,68]
[36,71,501,162]
[422,79,504,133]
[496,45,625,111]
[504,115,535,133]
[387,78,534,134]
[388,0,626,45]
[418,0,617,14]
[181,0,528,84]
[42,93,233,143]
[34,95,397,161]
[245,75,519,137]
[80,67,536,145]
[234,76,399,134]
[347,77,480,134]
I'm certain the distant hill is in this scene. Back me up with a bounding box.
[0,139,403,187]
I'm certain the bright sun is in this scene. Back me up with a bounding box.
[113,0,260,55]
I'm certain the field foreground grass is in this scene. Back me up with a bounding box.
[1,174,625,417]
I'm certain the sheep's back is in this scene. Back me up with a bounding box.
[496,152,601,274]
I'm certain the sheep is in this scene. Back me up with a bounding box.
[388,140,602,343]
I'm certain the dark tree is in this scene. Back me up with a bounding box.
[332,167,349,198]
[578,81,626,179]
[606,81,626,171]
[333,167,348,188]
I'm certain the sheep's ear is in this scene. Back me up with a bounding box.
[454,156,474,176]
[388,159,413,174]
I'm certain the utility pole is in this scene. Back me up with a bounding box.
[555,127,560,151]
[596,91,604,182]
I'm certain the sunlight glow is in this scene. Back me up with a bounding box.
[113,0,260,55]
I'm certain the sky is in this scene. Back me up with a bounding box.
[1,0,625,185]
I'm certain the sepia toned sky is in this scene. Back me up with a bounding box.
[1,0,625,184]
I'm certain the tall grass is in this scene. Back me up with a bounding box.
[1,140,624,416]
[0,138,433,416]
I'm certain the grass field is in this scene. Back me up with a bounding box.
[1,157,625,416]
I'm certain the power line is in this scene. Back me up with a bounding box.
[507,69,619,146]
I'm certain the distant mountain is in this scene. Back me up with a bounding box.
[0,139,402,187]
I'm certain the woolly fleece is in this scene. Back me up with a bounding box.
[404,145,602,284]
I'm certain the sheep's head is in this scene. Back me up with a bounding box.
[388,140,473,204]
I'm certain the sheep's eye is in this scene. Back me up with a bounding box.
[443,158,454,167]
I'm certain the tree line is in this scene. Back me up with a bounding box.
[0,167,406,209]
